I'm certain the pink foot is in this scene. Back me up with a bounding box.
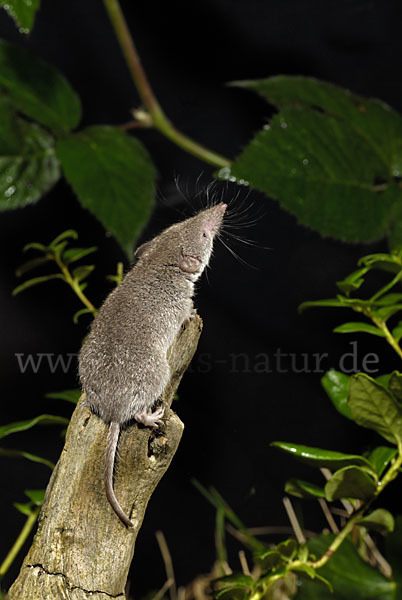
[135,405,165,429]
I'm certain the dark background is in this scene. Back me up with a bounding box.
[1,0,402,595]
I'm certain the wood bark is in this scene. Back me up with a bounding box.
[8,316,202,600]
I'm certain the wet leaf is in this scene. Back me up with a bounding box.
[0,120,60,211]
[367,445,397,477]
[0,0,41,33]
[321,370,352,420]
[271,441,375,471]
[56,126,156,256]
[324,466,377,501]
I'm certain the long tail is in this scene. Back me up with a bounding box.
[105,422,133,528]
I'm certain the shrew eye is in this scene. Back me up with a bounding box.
[202,232,207,238]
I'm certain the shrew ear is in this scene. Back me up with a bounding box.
[178,250,201,274]
[134,240,152,260]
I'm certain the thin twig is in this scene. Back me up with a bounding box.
[318,498,339,534]
[156,531,177,600]
[282,497,306,544]
[239,550,251,576]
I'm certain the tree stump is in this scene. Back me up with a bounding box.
[8,316,202,599]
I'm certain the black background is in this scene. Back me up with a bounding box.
[1,0,402,596]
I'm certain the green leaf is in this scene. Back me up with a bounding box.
[45,388,81,404]
[0,0,41,33]
[285,478,325,499]
[373,293,402,305]
[392,322,402,343]
[256,549,283,571]
[15,256,51,277]
[13,501,33,516]
[49,229,78,248]
[324,465,377,501]
[291,564,333,592]
[336,267,369,294]
[359,252,402,272]
[62,246,97,264]
[214,574,254,588]
[386,515,402,587]
[333,322,385,337]
[297,533,396,600]
[321,370,352,420]
[227,106,399,244]
[349,373,402,445]
[388,371,402,404]
[0,120,61,210]
[0,38,81,133]
[367,445,397,477]
[56,125,156,256]
[271,441,375,471]
[0,95,23,155]
[0,414,69,439]
[0,447,54,469]
[277,538,298,561]
[298,297,350,312]
[357,508,394,534]
[72,264,95,283]
[12,273,64,296]
[371,305,402,321]
[73,307,94,324]
[232,76,402,179]
[24,489,45,505]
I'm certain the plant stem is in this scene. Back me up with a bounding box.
[102,0,231,169]
[366,310,402,360]
[54,256,97,316]
[0,507,40,580]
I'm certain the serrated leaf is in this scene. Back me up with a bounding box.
[0,0,41,32]
[13,502,34,516]
[62,246,97,264]
[56,126,156,256]
[228,106,399,244]
[233,76,402,180]
[0,447,54,469]
[357,508,394,534]
[333,322,385,337]
[0,414,69,439]
[45,389,81,404]
[367,446,397,477]
[388,371,402,404]
[271,441,375,471]
[0,38,81,133]
[24,489,45,505]
[0,120,60,210]
[349,373,402,445]
[321,370,352,420]
[12,273,64,296]
[297,533,394,600]
[285,478,325,499]
[324,465,377,501]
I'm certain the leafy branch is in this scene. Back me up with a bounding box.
[300,249,402,360]
[13,229,98,321]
